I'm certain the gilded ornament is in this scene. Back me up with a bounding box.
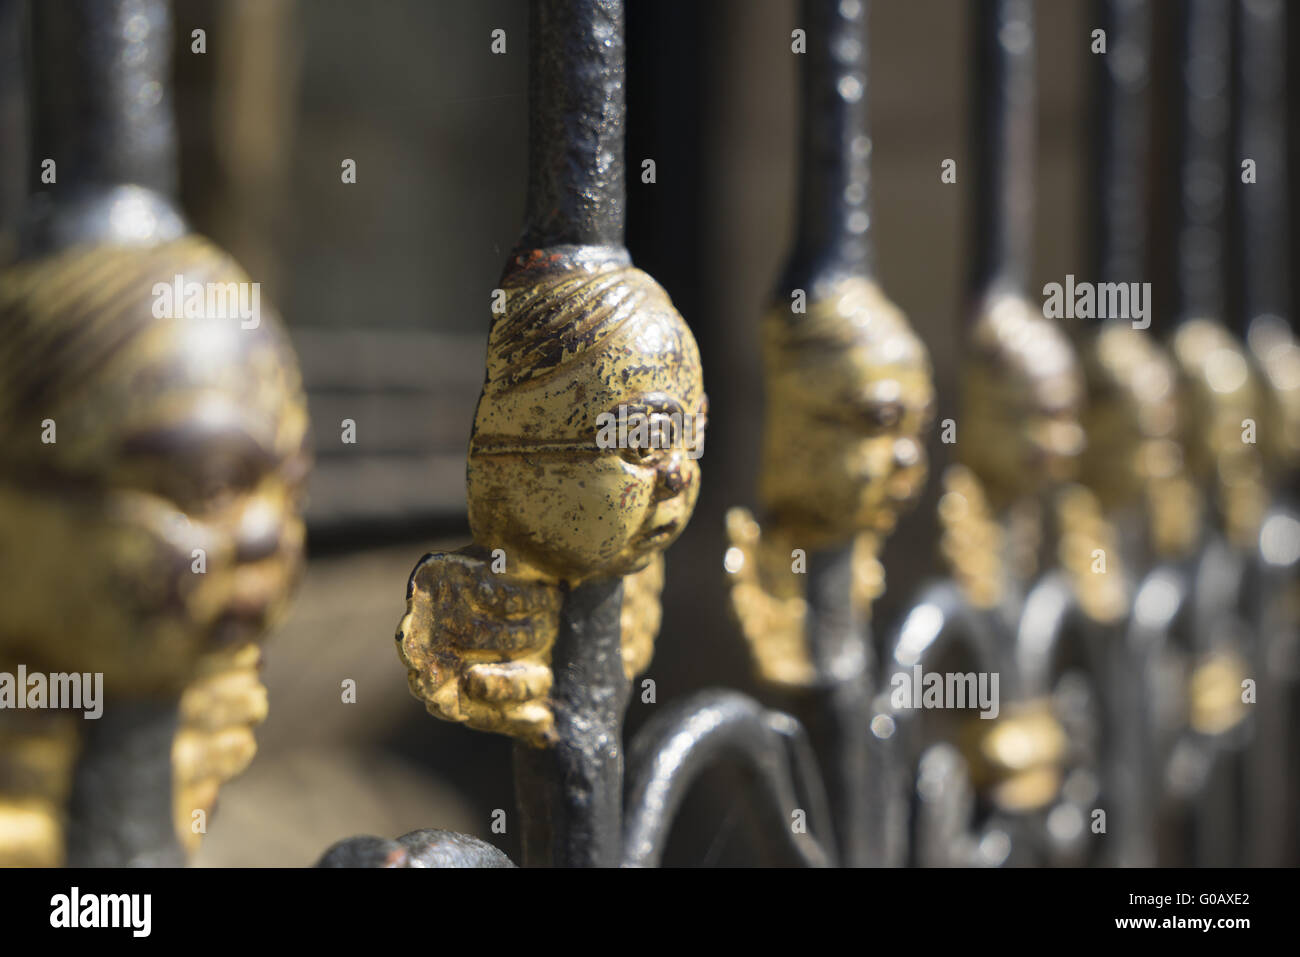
[397,246,706,746]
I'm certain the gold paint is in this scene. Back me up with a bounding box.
[937,465,1004,610]
[1189,650,1250,736]
[0,236,310,861]
[398,247,705,745]
[0,715,78,867]
[959,292,1085,512]
[1247,315,1300,476]
[172,643,267,852]
[1170,318,1268,548]
[1078,322,1202,558]
[724,507,815,688]
[962,699,1067,813]
[725,277,933,687]
[619,553,664,682]
[1054,485,1128,625]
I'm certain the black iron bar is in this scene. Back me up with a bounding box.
[509,0,632,867]
[781,0,872,297]
[1089,0,1160,868]
[517,0,625,250]
[1090,0,1151,287]
[513,578,628,867]
[1234,0,1288,330]
[1233,0,1293,870]
[768,0,877,868]
[969,0,1035,300]
[22,0,187,869]
[65,702,184,867]
[1170,0,1232,326]
[22,0,186,256]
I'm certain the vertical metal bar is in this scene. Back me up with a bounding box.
[782,0,872,295]
[509,0,631,868]
[764,0,877,868]
[65,703,184,867]
[1170,0,1232,326]
[513,578,628,867]
[969,0,1035,300]
[1087,0,1162,869]
[21,0,186,256]
[1235,0,1288,327]
[1233,0,1295,869]
[518,0,624,250]
[20,0,188,870]
[1090,0,1151,287]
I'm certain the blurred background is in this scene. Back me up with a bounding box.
[0,0,1294,865]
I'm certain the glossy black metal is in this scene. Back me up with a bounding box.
[1090,0,1152,286]
[782,542,874,866]
[517,0,625,250]
[969,0,1035,300]
[781,0,872,297]
[622,689,834,867]
[316,829,517,868]
[21,0,186,257]
[65,702,184,867]
[1233,0,1288,328]
[1169,0,1233,325]
[513,577,629,867]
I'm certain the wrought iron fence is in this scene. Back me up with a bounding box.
[0,0,1296,869]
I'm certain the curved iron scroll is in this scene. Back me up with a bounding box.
[622,690,835,868]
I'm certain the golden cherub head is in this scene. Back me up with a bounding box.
[1078,322,1182,510]
[0,236,310,694]
[467,247,706,583]
[758,276,933,546]
[959,291,1084,508]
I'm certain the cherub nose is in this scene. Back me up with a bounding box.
[655,456,686,500]
[235,497,283,562]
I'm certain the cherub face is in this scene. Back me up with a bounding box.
[759,278,934,543]
[0,238,309,694]
[959,293,1084,507]
[1079,323,1181,510]
[467,254,705,583]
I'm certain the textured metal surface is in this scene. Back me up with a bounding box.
[65,702,183,867]
[1171,0,1233,324]
[22,0,186,255]
[316,829,516,868]
[1235,0,1288,324]
[622,690,833,867]
[723,0,933,868]
[519,0,625,249]
[1090,0,1151,286]
[781,0,872,296]
[513,578,628,867]
[0,0,309,867]
[969,0,1035,297]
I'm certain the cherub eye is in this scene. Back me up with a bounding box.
[862,400,903,430]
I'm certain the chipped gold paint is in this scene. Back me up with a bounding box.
[619,554,664,682]
[397,246,705,746]
[725,277,932,688]
[0,236,310,863]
